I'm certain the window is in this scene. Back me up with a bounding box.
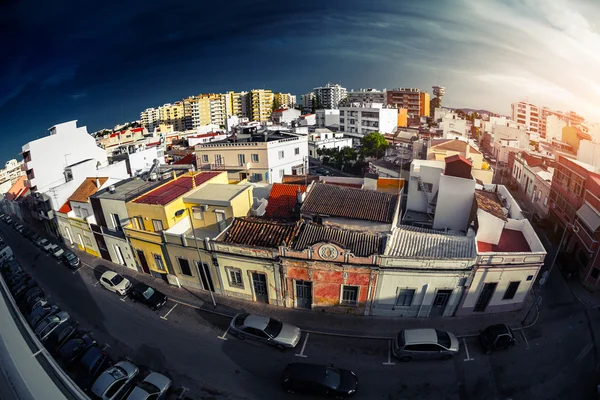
[592,268,600,280]
[396,289,415,306]
[64,168,73,182]
[192,206,204,220]
[152,219,164,232]
[543,196,548,206]
[309,150,313,156]
[294,147,300,155]
[134,217,144,230]
[105,379,126,397]
[227,267,244,288]
[341,285,359,306]
[251,154,259,162]
[526,275,533,281]
[111,214,122,231]
[252,173,262,182]
[578,249,589,267]
[215,154,224,166]
[278,150,284,159]
[202,155,209,163]
[503,281,520,300]
[153,254,166,271]
[238,154,246,166]
[279,169,284,179]
[81,208,89,218]
[417,182,433,193]
[177,258,192,276]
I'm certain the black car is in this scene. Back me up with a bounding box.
[58,334,97,366]
[30,234,41,243]
[281,363,359,398]
[1,259,21,276]
[45,322,79,355]
[28,304,59,329]
[16,287,44,309]
[62,251,80,269]
[12,280,39,300]
[7,272,31,290]
[74,347,112,390]
[479,324,516,354]
[129,283,167,310]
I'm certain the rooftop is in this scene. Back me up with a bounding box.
[217,217,299,248]
[521,153,543,168]
[445,154,472,167]
[133,172,222,205]
[475,190,507,221]
[69,177,108,203]
[430,139,482,155]
[293,223,385,257]
[265,183,307,220]
[385,225,475,259]
[477,229,531,253]
[173,153,197,166]
[301,183,399,223]
[282,175,319,185]
[183,183,251,206]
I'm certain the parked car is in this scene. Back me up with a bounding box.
[36,238,49,248]
[229,313,301,350]
[28,303,60,329]
[7,271,30,290]
[126,372,172,400]
[17,287,45,309]
[58,333,98,366]
[12,279,39,300]
[129,283,167,311]
[30,234,41,243]
[35,311,70,341]
[281,363,359,398]
[479,324,516,354]
[99,271,132,296]
[75,347,113,390]
[1,259,21,276]
[392,328,459,361]
[62,251,80,269]
[42,240,54,252]
[91,361,139,400]
[49,244,65,259]
[23,297,49,316]
[44,322,79,354]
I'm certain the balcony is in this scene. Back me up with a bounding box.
[39,209,54,220]
[574,219,599,253]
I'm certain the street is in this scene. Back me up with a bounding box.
[1,223,599,400]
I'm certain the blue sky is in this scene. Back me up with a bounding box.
[1,0,599,165]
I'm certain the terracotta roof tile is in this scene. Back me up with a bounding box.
[265,184,306,219]
[5,176,28,201]
[521,153,543,168]
[173,153,197,166]
[293,223,385,257]
[282,175,319,185]
[475,190,507,221]
[58,202,72,214]
[69,177,108,203]
[301,183,399,223]
[445,154,472,166]
[218,217,300,248]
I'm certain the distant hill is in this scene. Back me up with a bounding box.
[456,108,499,116]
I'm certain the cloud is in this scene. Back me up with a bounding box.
[69,93,87,101]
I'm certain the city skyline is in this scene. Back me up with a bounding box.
[1,0,599,164]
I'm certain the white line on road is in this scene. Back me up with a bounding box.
[383,339,396,365]
[520,329,530,350]
[295,333,310,358]
[463,338,474,362]
[160,303,178,320]
[178,387,190,399]
[218,326,230,341]
[31,348,44,358]
[575,343,593,364]
[120,297,127,302]
[102,344,110,351]
[93,281,100,287]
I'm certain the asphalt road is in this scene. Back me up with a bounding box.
[1,222,599,400]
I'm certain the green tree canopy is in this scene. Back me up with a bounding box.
[272,97,281,111]
[360,131,389,159]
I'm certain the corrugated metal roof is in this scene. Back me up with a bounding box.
[218,217,300,248]
[385,225,475,259]
[301,183,398,223]
[293,223,385,257]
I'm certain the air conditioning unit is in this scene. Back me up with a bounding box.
[200,205,209,212]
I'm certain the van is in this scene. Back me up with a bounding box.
[392,328,459,362]
[0,245,13,265]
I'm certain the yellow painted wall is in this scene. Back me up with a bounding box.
[214,252,278,303]
[164,244,221,291]
[130,238,168,275]
[562,126,581,152]
[68,217,100,257]
[419,92,430,117]
[397,108,408,127]
[182,185,252,232]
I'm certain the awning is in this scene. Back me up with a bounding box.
[576,203,600,232]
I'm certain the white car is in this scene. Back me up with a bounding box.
[42,240,54,252]
[91,361,139,400]
[126,372,171,400]
[100,271,132,296]
[49,244,64,259]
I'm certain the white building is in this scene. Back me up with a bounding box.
[141,108,160,133]
[345,88,386,105]
[301,92,315,111]
[439,114,469,139]
[308,129,353,158]
[299,114,316,126]
[511,101,541,135]
[0,159,25,185]
[339,103,398,136]
[315,109,340,127]
[492,123,530,150]
[313,83,347,109]
[545,114,567,143]
[195,131,308,183]
[188,132,229,147]
[271,108,301,125]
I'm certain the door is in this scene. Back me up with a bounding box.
[240,172,248,181]
[474,282,498,312]
[216,212,227,232]
[197,262,215,292]
[252,273,268,303]
[430,290,452,317]
[136,250,150,274]
[295,280,312,309]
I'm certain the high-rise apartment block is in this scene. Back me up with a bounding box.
[511,102,541,135]
[273,92,296,109]
[313,83,347,109]
[140,108,160,132]
[249,89,274,122]
[345,88,386,105]
[386,88,430,124]
[158,102,185,131]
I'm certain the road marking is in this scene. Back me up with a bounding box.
[383,339,395,365]
[31,348,44,358]
[295,333,310,358]
[218,326,230,341]
[160,303,178,320]
[463,338,474,362]
[120,297,127,302]
[575,343,593,364]
[520,330,530,350]
[178,387,190,399]
[93,281,100,287]
[102,344,110,351]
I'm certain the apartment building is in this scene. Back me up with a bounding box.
[195,131,308,183]
[345,88,386,105]
[271,108,301,125]
[0,159,25,185]
[386,88,430,125]
[158,102,185,131]
[315,109,340,127]
[339,103,398,136]
[249,89,274,122]
[511,101,541,135]
[301,92,315,111]
[140,108,160,132]
[308,129,353,158]
[273,92,296,109]
[313,83,347,109]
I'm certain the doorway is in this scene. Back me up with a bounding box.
[216,211,226,232]
[430,290,453,317]
[474,282,498,312]
[252,272,268,303]
[295,280,312,309]
[136,249,150,274]
[197,262,215,292]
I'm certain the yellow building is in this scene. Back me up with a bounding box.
[250,89,274,122]
[397,108,408,127]
[273,92,295,109]
[124,171,227,277]
[230,91,249,118]
[427,138,493,183]
[562,125,591,153]
[419,92,430,118]
[158,102,185,131]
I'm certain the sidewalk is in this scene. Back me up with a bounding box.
[73,248,535,339]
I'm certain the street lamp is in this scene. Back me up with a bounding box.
[175,208,217,308]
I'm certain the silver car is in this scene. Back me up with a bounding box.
[34,311,70,341]
[392,328,459,361]
[229,313,301,350]
[91,361,139,400]
[126,372,171,400]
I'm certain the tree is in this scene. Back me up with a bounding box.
[430,97,441,116]
[312,94,323,113]
[360,131,389,159]
[272,97,281,112]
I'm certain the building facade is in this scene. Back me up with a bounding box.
[339,104,398,135]
[386,88,430,125]
[313,84,347,109]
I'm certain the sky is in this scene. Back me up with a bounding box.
[1,0,599,165]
